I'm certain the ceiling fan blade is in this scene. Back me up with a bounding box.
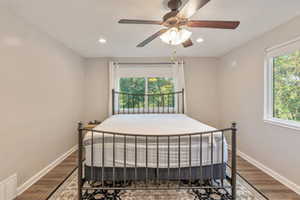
[119,19,162,25]
[187,20,240,29]
[137,29,168,47]
[177,0,210,19]
[182,39,193,48]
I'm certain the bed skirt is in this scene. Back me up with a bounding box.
[84,163,226,182]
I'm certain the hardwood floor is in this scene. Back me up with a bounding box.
[15,152,77,200]
[228,153,300,200]
[16,151,300,200]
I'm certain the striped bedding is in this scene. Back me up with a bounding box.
[84,114,228,168]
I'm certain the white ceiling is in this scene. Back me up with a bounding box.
[3,0,300,58]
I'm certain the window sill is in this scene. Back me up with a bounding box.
[263,117,300,131]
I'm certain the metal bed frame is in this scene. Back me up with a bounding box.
[78,89,237,200]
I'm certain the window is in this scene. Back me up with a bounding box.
[109,61,185,115]
[119,77,175,109]
[264,38,300,130]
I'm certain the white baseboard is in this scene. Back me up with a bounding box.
[229,145,300,195]
[17,145,78,196]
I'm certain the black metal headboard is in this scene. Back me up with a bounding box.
[112,89,185,115]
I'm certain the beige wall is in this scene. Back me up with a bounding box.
[218,16,300,186]
[84,57,220,127]
[0,9,85,186]
[84,58,110,122]
[184,58,220,127]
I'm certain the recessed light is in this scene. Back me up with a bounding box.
[196,38,204,43]
[98,38,106,44]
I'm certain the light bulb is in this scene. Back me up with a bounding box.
[160,28,192,46]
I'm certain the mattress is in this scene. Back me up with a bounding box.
[84,114,227,168]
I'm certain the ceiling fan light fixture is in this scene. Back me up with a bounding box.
[160,27,192,45]
[118,0,240,48]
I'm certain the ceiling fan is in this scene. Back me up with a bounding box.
[118,0,240,48]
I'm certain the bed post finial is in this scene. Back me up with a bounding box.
[231,122,237,129]
[78,121,83,130]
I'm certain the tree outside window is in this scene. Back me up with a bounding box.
[119,77,174,109]
[273,50,300,122]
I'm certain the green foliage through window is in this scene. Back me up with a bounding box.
[148,77,174,108]
[273,50,300,122]
[119,77,174,109]
[119,78,145,109]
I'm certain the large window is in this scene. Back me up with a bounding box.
[119,77,174,109]
[265,39,300,130]
[109,62,185,115]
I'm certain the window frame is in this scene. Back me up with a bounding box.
[264,37,300,130]
[116,65,178,112]
[117,77,177,113]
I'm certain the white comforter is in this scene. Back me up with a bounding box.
[84,114,227,168]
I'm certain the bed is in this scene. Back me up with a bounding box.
[78,90,237,200]
[84,114,228,181]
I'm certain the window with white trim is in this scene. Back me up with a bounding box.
[116,64,177,111]
[264,38,300,130]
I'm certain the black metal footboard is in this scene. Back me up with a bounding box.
[78,123,237,200]
[78,90,237,200]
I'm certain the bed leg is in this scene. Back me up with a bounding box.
[231,122,237,200]
[78,122,83,200]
